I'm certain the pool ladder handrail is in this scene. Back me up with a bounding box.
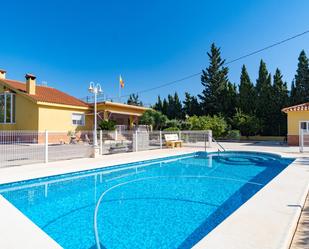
[210,135,226,152]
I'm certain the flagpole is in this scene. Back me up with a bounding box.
[118,78,121,102]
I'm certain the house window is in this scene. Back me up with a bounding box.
[299,121,309,134]
[0,93,15,124]
[72,113,85,126]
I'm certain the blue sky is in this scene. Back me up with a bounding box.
[1,0,309,105]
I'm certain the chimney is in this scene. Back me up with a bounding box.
[25,73,36,95]
[0,69,6,79]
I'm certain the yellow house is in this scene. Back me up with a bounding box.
[282,102,309,145]
[0,69,149,142]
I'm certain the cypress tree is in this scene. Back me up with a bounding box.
[271,69,289,135]
[255,60,273,135]
[293,50,309,104]
[173,92,183,119]
[198,43,230,116]
[290,80,297,105]
[183,92,201,117]
[162,98,168,116]
[153,96,163,112]
[238,65,256,115]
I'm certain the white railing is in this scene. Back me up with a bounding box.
[0,130,213,168]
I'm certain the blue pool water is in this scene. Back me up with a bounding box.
[0,151,294,249]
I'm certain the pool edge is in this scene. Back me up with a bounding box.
[192,156,309,249]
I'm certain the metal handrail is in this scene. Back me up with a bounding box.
[210,135,226,152]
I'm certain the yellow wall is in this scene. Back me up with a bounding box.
[38,105,91,131]
[0,88,39,130]
[287,111,309,135]
[1,84,147,132]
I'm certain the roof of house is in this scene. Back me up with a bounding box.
[282,102,309,113]
[95,101,150,110]
[0,79,88,108]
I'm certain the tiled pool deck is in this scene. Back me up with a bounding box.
[290,193,309,249]
[0,142,308,249]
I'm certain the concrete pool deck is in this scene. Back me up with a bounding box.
[0,142,309,249]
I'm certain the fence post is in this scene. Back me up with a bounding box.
[115,129,118,141]
[159,130,162,149]
[208,130,212,147]
[300,129,304,153]
[45,130,49,163]
[99,130,103,155]
[135,130,138,152]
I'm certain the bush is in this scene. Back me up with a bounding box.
[163,127,180,131]
[180,120,191,130]
[232,110,260,137]
[187,115,227,137]
[165,119,181,129]
[139,110,168,130]
[98,120,116,131]
[226,130,241,140]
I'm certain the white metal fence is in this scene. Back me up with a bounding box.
[0,130,213,168]
[299,129,309,152]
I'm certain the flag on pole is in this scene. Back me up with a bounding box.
[119,75,124,88]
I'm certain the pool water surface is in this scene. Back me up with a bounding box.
[0,151,294,249]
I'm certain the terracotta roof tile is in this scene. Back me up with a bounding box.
[1,79,88,108]
[282,102,309,112]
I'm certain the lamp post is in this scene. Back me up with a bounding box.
[88,82,102,148]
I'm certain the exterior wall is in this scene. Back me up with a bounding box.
[38,105,91,132]
[0,90,39,131]
[288,135,299,146]
[287,111,309,146]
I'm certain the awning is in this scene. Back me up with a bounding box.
[106,110,143,116]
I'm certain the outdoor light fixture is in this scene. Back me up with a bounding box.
[88,82,103,148]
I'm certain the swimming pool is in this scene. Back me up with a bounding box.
[0,151,294,249]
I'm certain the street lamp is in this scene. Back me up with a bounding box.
[88,82,102,147]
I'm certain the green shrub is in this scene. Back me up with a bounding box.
[165,119,181,129]
[139,110,168,130]
[226,130,241,140]
[163,127,180,131]
[232,110,260,137]
[187,115,227,137]
[98,120,116,131]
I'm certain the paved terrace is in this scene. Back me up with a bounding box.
[0,142,308,249]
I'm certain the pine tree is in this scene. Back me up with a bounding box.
[292,50,309,104]
[198,43,230,116]
[238,65,256,115]
[183,92,201,117]
[271,69,289,135]
[255,60,273,135]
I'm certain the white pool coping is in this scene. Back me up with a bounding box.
[0,195,61,249]
[193,157,309,249]
[0,145,308,249]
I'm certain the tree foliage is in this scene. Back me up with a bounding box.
[127,94,143,106]
[139,110,168,130]
[149,48,309,138]
[98,120,116,131]
[186,115,227,137]
[198,43,236,117]
[231,109,260,137]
